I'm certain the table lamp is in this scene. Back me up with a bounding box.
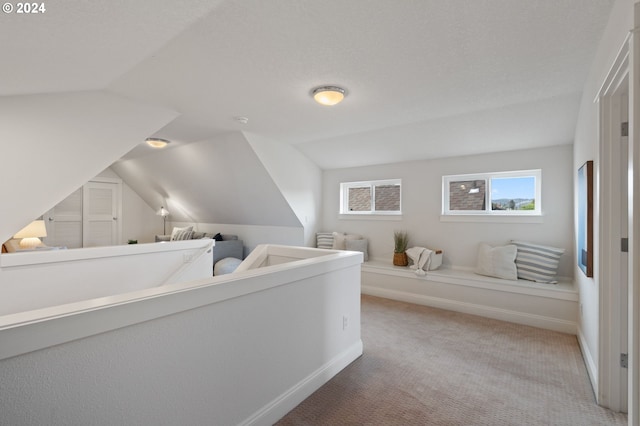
[14,220,47,249]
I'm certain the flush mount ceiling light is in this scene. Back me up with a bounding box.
[145,137,170,149]
[311,86,346,106]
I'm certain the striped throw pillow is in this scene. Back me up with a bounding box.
[511,240,564,284]
[172,229,193,241]
[170,226,194,241]
[316,232,334,249]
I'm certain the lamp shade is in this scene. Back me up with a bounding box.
[14,220,47,249]
[157,206,170,217]
[14,220,47,239]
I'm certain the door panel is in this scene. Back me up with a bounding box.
[83,182,118,247]
[44,188,83,249]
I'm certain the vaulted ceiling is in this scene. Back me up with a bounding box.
[0,0,618,242]
[1,0,615,169]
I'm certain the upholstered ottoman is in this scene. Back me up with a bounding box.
[214,257,243,275]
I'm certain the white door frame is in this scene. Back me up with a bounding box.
[598,7,640,420]
[628,5,640,422]
[597,38,629,412]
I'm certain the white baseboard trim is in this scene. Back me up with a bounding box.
[577,325,598,400]
[362,285,577,334]
[241,340,364,426]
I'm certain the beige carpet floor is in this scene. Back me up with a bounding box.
[276,295,627,426]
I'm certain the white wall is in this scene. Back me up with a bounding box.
[33,167,164,246]
[121,182,165,243]
[93,168,163,244]
[245,132,321,247]
[573,0,635,389]
[0,91,178,244]
[322,145,574,277]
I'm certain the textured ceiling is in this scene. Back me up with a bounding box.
[1,0,616,169]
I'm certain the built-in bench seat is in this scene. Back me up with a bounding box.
[361,259,577,334]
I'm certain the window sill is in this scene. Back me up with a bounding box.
[440,214,544,224]
[339,214,403,221]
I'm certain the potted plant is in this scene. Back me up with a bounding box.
[393,230,409,266]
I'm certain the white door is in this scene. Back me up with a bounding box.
[43,187,83,249]
[83,181,120,247]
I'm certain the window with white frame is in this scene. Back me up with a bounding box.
[340,179,402,214]
[442,170,541,215]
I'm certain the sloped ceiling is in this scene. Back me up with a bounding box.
[0,0,225,96]
[111,132,301,227]
[1,1,616,167]
[107,0,615,167]
[0,1,617,238]
[0,92,178,244]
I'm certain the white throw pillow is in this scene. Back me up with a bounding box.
[474,243,518,280]
[331,232,346,249]
[332,232,362,250]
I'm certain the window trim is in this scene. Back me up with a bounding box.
[442,169,542,216]
[340,179,402,215]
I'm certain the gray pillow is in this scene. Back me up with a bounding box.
[346,238,369,261]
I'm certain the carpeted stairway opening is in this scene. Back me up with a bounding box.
[277,295,627,425]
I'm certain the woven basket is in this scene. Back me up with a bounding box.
[393,252,408,266]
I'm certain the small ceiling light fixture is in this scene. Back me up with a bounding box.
[146,137,171,149]
[311,85,346,106]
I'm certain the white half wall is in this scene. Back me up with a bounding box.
[0,249,363,426]
[0,91,178,244]
[322,144,574,277]
[0,239,213,316]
